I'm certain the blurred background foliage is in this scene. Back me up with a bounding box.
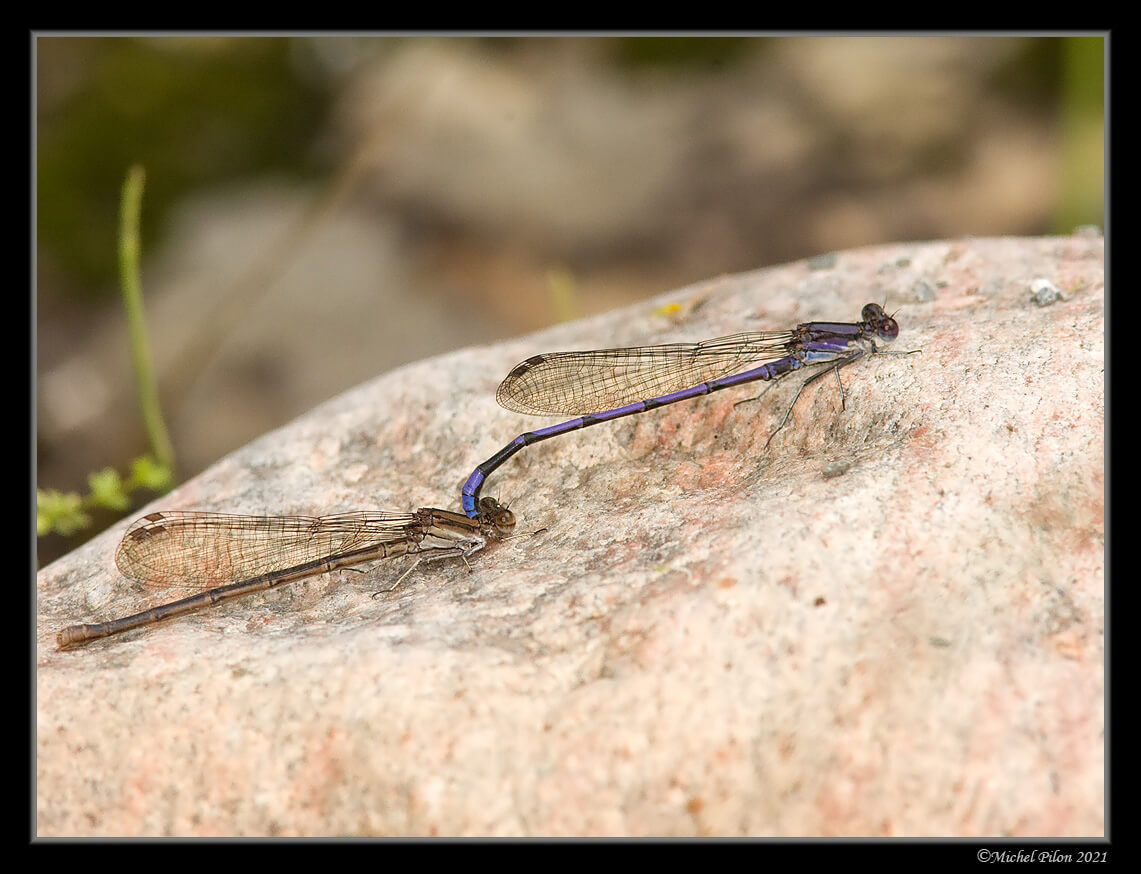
[35,35,1105,564]
[38,38,329,293]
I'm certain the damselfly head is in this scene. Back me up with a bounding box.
[478,497,517,536]
[861,302,899,342]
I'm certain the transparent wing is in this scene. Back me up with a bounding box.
[496,330,798,416]
[115,510,421,589]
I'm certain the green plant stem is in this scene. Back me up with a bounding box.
[119,165,175,473]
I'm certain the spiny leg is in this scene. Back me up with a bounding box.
[763,354,862,449]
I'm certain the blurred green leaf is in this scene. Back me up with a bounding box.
[129,455,174,492]
[87,467,130,511]
[37,489,92,537]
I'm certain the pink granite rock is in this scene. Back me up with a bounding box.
[37,235,1104,836]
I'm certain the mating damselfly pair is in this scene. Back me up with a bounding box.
[58,302,913,648]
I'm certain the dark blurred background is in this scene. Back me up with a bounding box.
[35,35,1105,565]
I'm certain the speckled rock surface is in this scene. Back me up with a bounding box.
[37,235,1104,836]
